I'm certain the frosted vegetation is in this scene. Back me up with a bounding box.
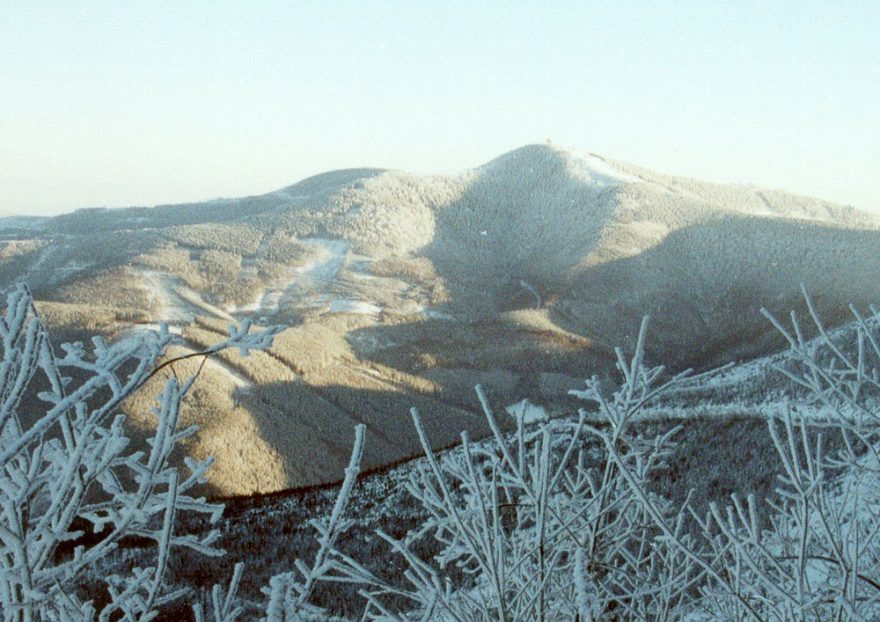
[3,282,880,620]
[0,285,282,620]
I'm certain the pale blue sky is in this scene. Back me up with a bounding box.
[1,1,878,215]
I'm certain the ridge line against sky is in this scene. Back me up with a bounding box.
[1,1,878,216]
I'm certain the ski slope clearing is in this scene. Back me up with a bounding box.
[223,237,388,318]
[140,270,235,325]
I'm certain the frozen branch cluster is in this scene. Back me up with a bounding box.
[265,297,880,621]
[6,276,880,621]
[688,295,880,620]
[0,285,282,621]
[263,319,714,621]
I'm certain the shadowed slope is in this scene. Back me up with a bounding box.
[553,216,880,369]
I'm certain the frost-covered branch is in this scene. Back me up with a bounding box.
[262,425,365,622]
[0,284,283,621]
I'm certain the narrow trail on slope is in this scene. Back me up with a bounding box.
[230,238,354,319]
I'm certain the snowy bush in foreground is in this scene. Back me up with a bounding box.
[7,276,880,621]
[700,296,880,619]
[0,284,282,621]
[264,296,880,621]
[261,319,714,620]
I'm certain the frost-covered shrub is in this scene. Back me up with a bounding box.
[266,298,880,621]
[259,319,710,620]
[0,284,282,621]
[9,265,880,621]
[686,296,880,620]
[583,295,880,620]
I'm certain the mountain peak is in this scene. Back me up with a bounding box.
[479,143,639,189]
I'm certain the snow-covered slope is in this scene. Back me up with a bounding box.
[3,143,880,494]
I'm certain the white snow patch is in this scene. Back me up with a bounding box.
[328,299,381,315]
[223,238,390,319]
[397,300,424,315]
[129,323,183,336]
[350,271,376,280]
[564,150,641,187]
[201,355,253,389]
[224,295,263,315]
[506,399,549,424]
[297,238,349,282]
[422,308,456,320]
[140,270,234,324]
[234,237,353,318]
[174,284,235,321]
[141,271,196,324]
[751,206,778,218]
[630,220,671,239]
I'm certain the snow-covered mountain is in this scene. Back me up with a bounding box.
[3,143,879,494]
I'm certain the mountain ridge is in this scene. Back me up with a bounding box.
[3,143,879,494]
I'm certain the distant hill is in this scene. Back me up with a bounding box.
[4,143,879,494]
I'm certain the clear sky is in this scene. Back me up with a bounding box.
[1,1,878,216]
